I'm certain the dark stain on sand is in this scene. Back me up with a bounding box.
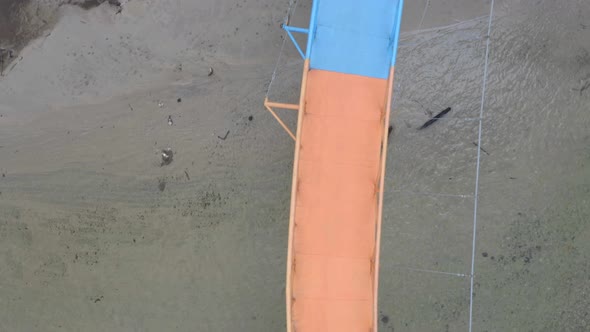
[71,0,121,10]
[74,0,102,9]
[158,178,166,192]
[0,0,49,72]
[0,0,31,44]
[0,0,121,73]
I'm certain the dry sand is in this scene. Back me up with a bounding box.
[1,0,589,331]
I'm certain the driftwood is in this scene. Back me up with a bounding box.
[418,107,452,130]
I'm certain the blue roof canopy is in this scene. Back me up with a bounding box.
[308,0,403,79]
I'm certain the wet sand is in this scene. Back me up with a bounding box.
[1,0,589,331]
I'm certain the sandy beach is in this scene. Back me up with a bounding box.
[1,0,589,331]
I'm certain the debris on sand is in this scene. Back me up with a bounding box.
[161,148,173,166]
[167,115,173,126]
[418,107,452,130]
[208,67,214,77]
[217,130,229,140]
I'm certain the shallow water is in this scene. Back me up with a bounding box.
[0,0,589,331]
[380,1,590,331]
